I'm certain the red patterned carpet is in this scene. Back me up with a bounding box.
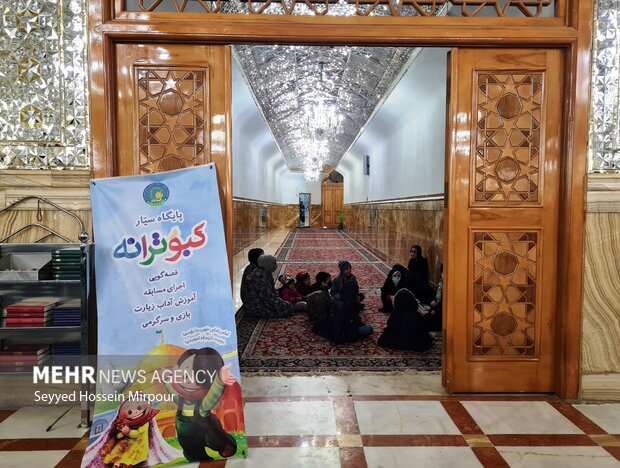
[237,228,442,372]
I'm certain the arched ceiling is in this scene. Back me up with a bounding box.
[233,45,419,171]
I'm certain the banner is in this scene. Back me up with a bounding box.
[84,165,247,467]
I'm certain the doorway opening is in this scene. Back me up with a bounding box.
[299,193,310,228]
[232,45,447,377]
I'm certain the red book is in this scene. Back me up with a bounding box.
[0,363,43,371]
[0,355,42,363]
[5,305,55,313]
[5,317,52,324]
[0,345,50,356]
[4,322,51,328]
[4,311,52,318]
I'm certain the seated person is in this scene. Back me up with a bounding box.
[244,254,293,319]
[330,260,365,305]
[379,264,408,313]
[240,248,264,305]
[424,264,443,332]
[313,281,372,344]
[306,271,332,321]
[378,289,433,352]
[294,271,312,297]
[278,274,307,312]
[408,244,429,283]
[403,270,435,305]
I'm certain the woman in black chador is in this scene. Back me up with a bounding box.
[407,245,429,283]
[379,264,408,313]
[378,289,433,352]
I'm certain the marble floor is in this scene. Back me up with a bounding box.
[1,374,620,467]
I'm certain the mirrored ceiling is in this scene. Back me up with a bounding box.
[234,45,419,179]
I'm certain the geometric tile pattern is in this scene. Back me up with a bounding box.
[474,73,543,203]
[3,396,620,467]
[589,0,620,171]
[124,0,551,17]
[136,68,207,173]
[472,231,538,356]
[0,0,89,169]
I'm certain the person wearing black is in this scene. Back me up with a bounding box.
[313,281,372,344]
[379,264,408,313]
[423,264,443,332]
[378,288,433,352]
[403,270,436,305]
[407,245,429,283]
[307,271,332,294]
[306,271,332,322]
[240,248,264,305]
[244,254,293,319]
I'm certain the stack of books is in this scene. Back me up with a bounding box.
[2,297,65,327]
[0,344,50,372]
[52,248,82,280]
[53,342,81,356]
[53,299,81,326]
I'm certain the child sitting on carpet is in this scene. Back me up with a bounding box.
[294,271,312,297]
[313,281,372,344]
[278,274,307,312]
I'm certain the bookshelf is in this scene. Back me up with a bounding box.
[0,240,94,426]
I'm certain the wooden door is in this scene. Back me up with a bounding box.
[444,49,563,392]
[114,44,232,267]
[321,184,343,228]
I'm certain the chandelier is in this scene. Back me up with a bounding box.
[299,62,343,182]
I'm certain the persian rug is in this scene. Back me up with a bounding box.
[237,228,442,372]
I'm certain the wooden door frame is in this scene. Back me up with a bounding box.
[88,1,592,399]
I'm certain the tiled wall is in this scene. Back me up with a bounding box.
[581,175,620,400]
[344,199,444,284]
[0,170,92,243]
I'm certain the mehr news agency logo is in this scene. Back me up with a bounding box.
[143,182,169,207]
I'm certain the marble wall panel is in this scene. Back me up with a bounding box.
[267,204,299,229]
[0,170,91,243]
[581,174,620,400]
[233,199,269,254]
[344,199,444,284]
[310,204,322,227]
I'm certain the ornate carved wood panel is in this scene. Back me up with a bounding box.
[136,68,208,173]
[114,44,233,270]
[445,49,562,393]
[474,73,542,204]
[472,231,538,356]
[121,0,554,17]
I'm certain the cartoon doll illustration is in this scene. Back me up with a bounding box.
[82,396,182,468]
[166,347,238,461]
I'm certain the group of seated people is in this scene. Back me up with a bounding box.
[239,244,442,352]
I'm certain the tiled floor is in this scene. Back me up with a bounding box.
[1,375,620,467]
